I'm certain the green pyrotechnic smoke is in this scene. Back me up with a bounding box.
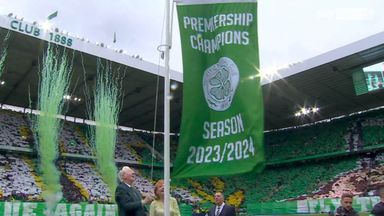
[0,31,11,78]
[89,59,121,201]
[36,44,72,214]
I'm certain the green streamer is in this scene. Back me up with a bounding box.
[88,59,121,201]
[35,44,72,214]
[0,31,11,78]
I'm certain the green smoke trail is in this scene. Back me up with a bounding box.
[89,59,121,201]
[36,44,72,214]
[0,31,11,78]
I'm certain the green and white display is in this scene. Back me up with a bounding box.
[34,45,72,215]
[0,202,116,216]
[88,60,121,201]
[247,196,380,215]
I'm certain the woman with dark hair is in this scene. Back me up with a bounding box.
[150,179,181,216]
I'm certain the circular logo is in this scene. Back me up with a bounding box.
[203,57,239,111]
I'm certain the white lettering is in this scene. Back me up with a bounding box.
[84,204,96,216]
[217,121,224,138]
[202,114,244,139]
[246,13,253,26]
[224,119,231,136]
[190,17,198,31]
[203,121,210,139]
[183,16,190,29]
[23,203,37,216]
[190,35,198,49]
[190,30,250,54]
[104,205,117,216]
[54,203,67,216]
[236,114,244,132]
[70,204,82,216]
[198,17,204,32]
[230,116,238,134]
[210,122,217,139]
[183,13,254,32]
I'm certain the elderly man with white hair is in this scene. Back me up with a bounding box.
[115,166,153,216]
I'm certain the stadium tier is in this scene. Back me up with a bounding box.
[0,107,384,215]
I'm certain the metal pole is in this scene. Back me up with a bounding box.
[164,0,171,215]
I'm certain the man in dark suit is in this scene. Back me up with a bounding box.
[208,192,236,216]
[372,186,384,216]
[115,166,153,216]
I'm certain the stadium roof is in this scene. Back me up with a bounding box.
[1,15,384,133]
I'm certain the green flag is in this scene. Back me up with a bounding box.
[48,11,58,20]
[173,0,264,178]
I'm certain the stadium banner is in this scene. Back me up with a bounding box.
[0,16,75,48]
[173,0,264,178]
[0,202,117,215]
[0,15,185,82]
[247,196,380,215]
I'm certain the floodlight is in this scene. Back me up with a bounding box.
[312,107,319,113]
[259,63,286,82]
[171,82,178,90]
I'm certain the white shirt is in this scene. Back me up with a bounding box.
[215,203,225,216]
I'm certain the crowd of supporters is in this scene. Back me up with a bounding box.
[0,108,383,211]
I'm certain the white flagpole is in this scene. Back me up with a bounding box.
[164,0,171,215]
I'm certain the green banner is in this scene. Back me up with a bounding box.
[247,196,380,215]
[0,202,117,215]
[173,0,264,178]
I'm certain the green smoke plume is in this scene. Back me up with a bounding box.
[0,31,11,78]
[35,44,72,214]
[88,59,121,201]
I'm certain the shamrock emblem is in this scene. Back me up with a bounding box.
[209,67,231,101]
[203,57,239,111]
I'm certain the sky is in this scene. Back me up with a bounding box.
[1,0,384,73]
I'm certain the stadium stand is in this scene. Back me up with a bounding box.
[115,131,141,162]
[137,132,179,161]
[1,107,384,213]
[60,122,92,155]
[61,161,111,203]
[2,11,384,215]
[61,173,85,203]
[0,152,42,201]
[265,118,351,162]
[0,110,33,148]
[0,108,201,206]
[361,110,384,148]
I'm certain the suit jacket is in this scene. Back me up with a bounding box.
[115,182,147,216]
[208,204,236,216]
[333,206,358,216]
